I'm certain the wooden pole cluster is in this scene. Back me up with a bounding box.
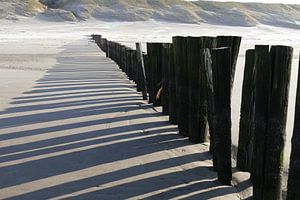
[249,45,293,200]
[92,34,300,199]
[90,36,300,198]
[92,34,102,47]
[171,35,241,184]
[92,34,241,185]
[92,34,108,55]
[200,36,240,183]
[287,53,300,200]
[92,35,148,100]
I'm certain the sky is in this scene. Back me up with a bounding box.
[186,0,300,4]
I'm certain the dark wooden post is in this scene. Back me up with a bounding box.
[136,43,148,100]
[287,53,300,200]
[146,43,163,106]
[121,45,126,71]
[211,47,232,185]
[135,49,143,93]
[216,36,242,90]
[187,36,202,142]
[104,38,108,53]
[116,42,120,65]
[146,43,154,103]
[252,45,293,200]
[101,38,106,52]
[119,44,123,67]
[203,48,216,157]
[252,45,272,198]
[200,37,216,144]
[237,49,255,172]
[173,36,189,137]
[168,44,177,124]
[132,50,138,83]
[106,40,110,58]
[208,36,240,155]
[99,37,102,50]
[129,50,134,80]
[125,48,132,79]
[143,54,151,99]
[124,47,128,75]
[187,36,216,143]
[264,45,292,199]
[110,41,114,60]
[126,49,130,78]
[161,43,172,115]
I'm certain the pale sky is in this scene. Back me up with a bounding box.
[186,0,300,4]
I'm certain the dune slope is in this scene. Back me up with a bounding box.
[1,0,300,28]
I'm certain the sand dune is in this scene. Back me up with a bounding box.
[1,0,300,28]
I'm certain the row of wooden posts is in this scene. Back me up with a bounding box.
[92,34,299,200]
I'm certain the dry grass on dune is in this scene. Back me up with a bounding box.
[1,0,300,28]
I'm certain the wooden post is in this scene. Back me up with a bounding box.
[129,48,134,78]
[125,49,132,79]
[135,49,143,92]
[168,44,177,125]
[252,45,293,200]
[287,53,300,200]
[136,43,148,100]
[173,36,189,137]
[143,54,151,100]
[126,49,130,78]
[146,43,154,104]
[124,48,128,74]
[187,36,216,143]
[146,43,163,106]
[252,46,272,198]
[203,48,216,160]
[210,47,232,185]
[129,49,135,81]
[132,50,138,83]
[121,46,126,72]
[216,36,242,90]
[103,38,108,53]
[237,49,255,172]
[264,45,292,199]
[187,36,202,143]
[115,42,119,64]
[202,36,217,143]
[161,43,172,115]
[110,41,114,59]
[106,40,110,58]
[208,36,240,154]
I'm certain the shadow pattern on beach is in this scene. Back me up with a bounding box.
[0,40,245,199]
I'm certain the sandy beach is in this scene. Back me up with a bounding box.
[0,17,299,198]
